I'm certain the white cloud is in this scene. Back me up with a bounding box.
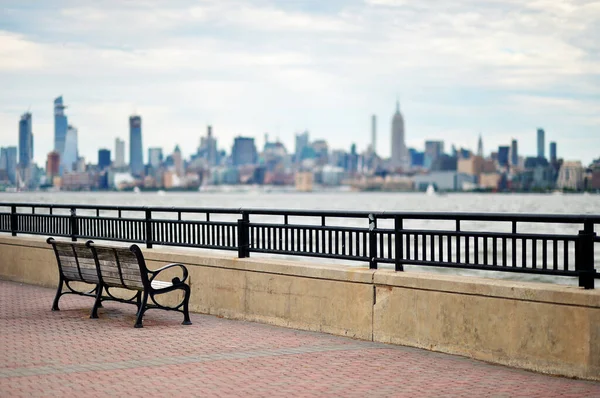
[0,0,599,164]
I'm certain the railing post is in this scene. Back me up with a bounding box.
[10,205,17,236]
[145,209,153,249]
[394,216,403,271]
[70,207,78,242]
[237,212,250,258]
[369,214,377,269]
[576,220,596,289]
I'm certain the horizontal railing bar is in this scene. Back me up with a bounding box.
[248,223,369,233]
[151,241,238,251]
[250,247,370,261]
[376,258,580,276]
[379,229,578,241]
[150,219,238,226]
[2,202,600,223]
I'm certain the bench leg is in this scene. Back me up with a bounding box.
[52,277,64,311]
[90,284,103,319]
[182,285,192,326]
[134,292,148,328]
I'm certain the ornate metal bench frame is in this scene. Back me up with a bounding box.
[47,237,192,328]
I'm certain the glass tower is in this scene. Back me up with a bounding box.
[18,112,33,167]
[54,97,68,156]
[129,115,143,176]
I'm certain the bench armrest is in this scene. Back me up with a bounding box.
[149,263,189,285]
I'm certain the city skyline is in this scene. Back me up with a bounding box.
[0,1,599,164]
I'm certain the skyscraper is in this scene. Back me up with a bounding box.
[424,140,444,169]
[173,145,184,176]
[510,139,518,166]
[199,125,218,166]
[129,115,143,176]
[498,146,510,167]
[18,112,33,168]
[477,134,484,157]
[148,147,163,169]
[46,151,60,180]
[295,131,309,165]
[54,96,68,156]
[114,138,125,168]
[2,147,17,184]
[98,149,111,170]
[390,100,407,169]
[232,137,257,166]
[550,141,557,163]
[61,125,78,172]
[537,128,545,159]
[371,115,377,154]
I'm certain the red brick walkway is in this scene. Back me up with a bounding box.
[0,280,598,397]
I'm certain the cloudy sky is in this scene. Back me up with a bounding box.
[0,0,599,165]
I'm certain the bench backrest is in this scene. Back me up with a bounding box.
[47,238,100,284]
[89,244,148,290]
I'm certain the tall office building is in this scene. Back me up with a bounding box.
[114,138,125,168]
[199,125,218,166]
[232,137,257,166]
[510,139,518,166]
[46,151,60,180]
[98,149,111,170]
[295,131,309,164]
[390,100,407,169]
[537,128,545,159]
[550,141,557,163]
[148,147,163,169]
[498,146,510,167]
[129,115,143,176]
[61,125,78,172]
[371,115,377,154]
[18,112,33,168]
[54,96,68,156]
[477,134,484,157]
[424,140,444,169]
[1,147,17,184]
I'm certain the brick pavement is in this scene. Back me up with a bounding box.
[0,279,599,397]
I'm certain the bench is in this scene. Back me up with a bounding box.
[47,237,192,328]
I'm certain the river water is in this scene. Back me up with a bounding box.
[2,190,599,286]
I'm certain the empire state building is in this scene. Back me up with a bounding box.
[390,100,407,169]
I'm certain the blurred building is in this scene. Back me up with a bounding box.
[424,140,444,169]
[390,100,408,169]
[295,131,309,165]
[18,112,33,169]
[61,172,94,191]
[232,137,257,166]
[537,128,545,159]
[148,147,163,169]
[0,147,17,184]
[54,96,68,157]
[497,146,509,167]
[295,171,313,192]
[129,115,143,176]
[114,138,126,168]
[172,146,184,176]
[556,161,584,191]
[510,140,518,167]
[46,151,60,180]
[198,125,218,166]
[61,125,78,173]
[98,149,111,170]
[549,141,557,164]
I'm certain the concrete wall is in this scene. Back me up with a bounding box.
[1,236,598,381]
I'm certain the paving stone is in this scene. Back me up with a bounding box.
[0,279,599,397]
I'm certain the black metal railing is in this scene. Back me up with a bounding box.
[1,202,598,289]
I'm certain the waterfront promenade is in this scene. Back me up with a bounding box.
[1,280,599,397]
